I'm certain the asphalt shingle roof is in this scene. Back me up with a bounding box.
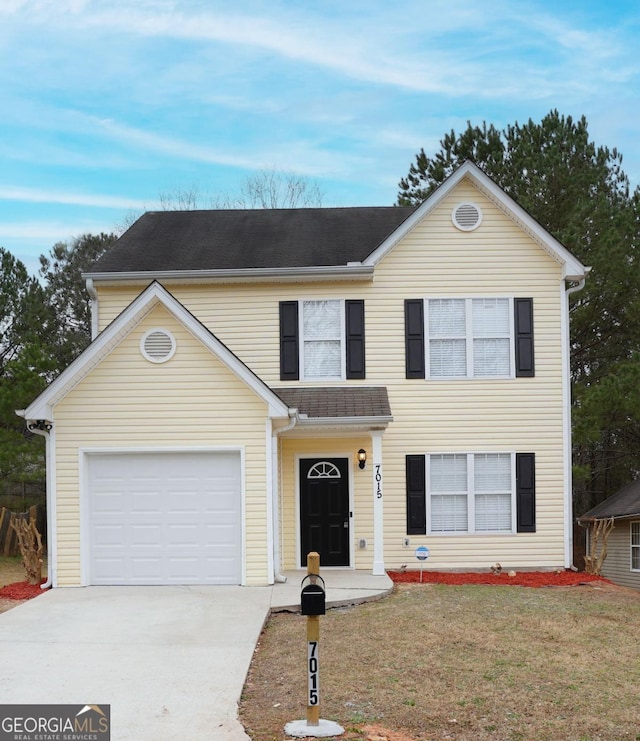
[276,386,391,419]
[578,479,640,521]
[91,207,416,273]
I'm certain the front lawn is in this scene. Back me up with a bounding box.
[240,581,640,741]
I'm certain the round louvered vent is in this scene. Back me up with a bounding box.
[452,202,483,231]
[141,329,176,363]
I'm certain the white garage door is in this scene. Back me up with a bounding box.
[87,451,242,585]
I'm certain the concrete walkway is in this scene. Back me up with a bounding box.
[0,572,392,740]
[271,569,393,611]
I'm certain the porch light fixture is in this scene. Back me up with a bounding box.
[357,449,367,469]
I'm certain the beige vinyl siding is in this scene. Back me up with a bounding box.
[93,177,570,571]
[53,305,270,586]
[369,182,566,569]
[600,520,640,590]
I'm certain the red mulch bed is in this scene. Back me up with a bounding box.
[0,573,607,599]
[387,569,608,588]
[0,580,49,600]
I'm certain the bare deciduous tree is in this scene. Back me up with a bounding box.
[583,517,615,575]
[220,168,325,209]
[10,507,43,584]
[158,183,203,211]
[157,168,325,211]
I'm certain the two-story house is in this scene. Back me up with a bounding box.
[20,161,588,587]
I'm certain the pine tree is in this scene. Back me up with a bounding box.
[397,111,640,512]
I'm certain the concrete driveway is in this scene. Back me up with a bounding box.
[0,573,392,740]
[0,586,272,740]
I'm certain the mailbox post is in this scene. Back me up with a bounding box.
[304,552,322,726]
[284,552,344,739]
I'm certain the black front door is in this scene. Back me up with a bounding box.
[300,458,350,567]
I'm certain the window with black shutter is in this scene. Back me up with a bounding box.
[405,300,425,379]
[405,297,534,379]
[279,299,366,381]
[514,298,535,377]
[345,300,365,379]
[279,301,299,380]
[406,454,427,534]
[516,452,536,532]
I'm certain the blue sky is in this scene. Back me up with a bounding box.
[1,0,639,275]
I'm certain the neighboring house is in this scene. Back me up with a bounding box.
[18,161,588,588]
[578,482,640,590]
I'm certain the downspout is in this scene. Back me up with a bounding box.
[563,274,588,568]
[16,414,55,589]
[85,278,99,340]
[566,276,587,298]
[272,411,298,583]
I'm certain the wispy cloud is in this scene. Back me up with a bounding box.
[4,1,637,116]
[0,2,545,96]
[57,5,449,93]
[0,185,147,209]
[42,1,635,99]
[80,113,362,178]
[1,220,114,241]
[86,115,259,169]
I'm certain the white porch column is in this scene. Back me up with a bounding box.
[372,430,385,575]
[266,419,275,585]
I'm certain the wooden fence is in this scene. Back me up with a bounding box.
[0,506,45,557]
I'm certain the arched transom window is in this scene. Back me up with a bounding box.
[307,462,342,479]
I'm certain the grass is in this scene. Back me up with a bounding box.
[239,582,640,741]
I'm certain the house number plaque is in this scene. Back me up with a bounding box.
[307,640,319,707]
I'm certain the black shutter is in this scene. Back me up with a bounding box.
[345,300,365,379]
[279,301,299,381]
[516,453,536,533]
[514,298,535,377]
[405,300,425,379]
[406,454,427,535]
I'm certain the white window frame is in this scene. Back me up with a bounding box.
[425,297,514,379]
[426,452,517,535]
[631,521,640,572]
[299,299,346,381]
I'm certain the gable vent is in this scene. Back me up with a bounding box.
[141,329,176,363]
[452,202,483,231]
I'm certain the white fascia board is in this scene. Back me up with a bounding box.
[296,415,393,427]
[24,281,290,422]
[363,161,588,281]
[83,265,374,286]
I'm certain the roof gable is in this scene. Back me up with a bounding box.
[364,161,587,281]
[21,282,291,421]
